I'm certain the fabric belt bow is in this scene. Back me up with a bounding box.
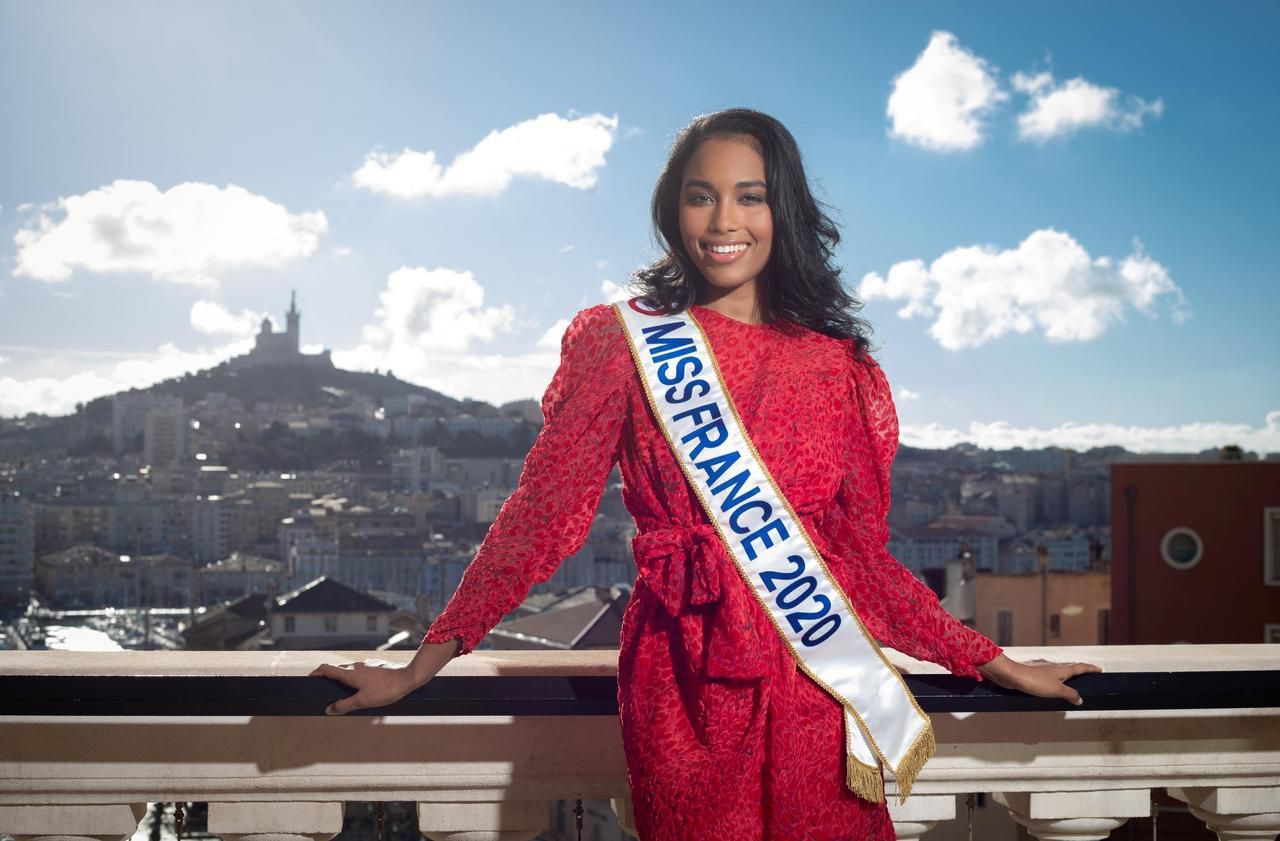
[631,522,771,679]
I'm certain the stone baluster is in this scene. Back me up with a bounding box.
[0,802,148,841]
[417,800,548,841]
[207,801,343,841]
[1167,785,1280,841]
[992,789,1151,840]
[887,793,957,840]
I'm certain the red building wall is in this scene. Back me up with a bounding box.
[1110,461,1280,644]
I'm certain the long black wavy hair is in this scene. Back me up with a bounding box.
[628,107,875,358]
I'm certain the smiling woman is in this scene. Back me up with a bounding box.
[311,107,1101,841]
[630,108,875,350]
[678,137,775,323]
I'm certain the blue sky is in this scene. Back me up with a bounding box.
[1,1,1276,454]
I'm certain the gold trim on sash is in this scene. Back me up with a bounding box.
[612,298,936,805]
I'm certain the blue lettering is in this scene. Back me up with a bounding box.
[653,342,697,364]
[672,401,720,428]
[664,378,710,404]
[657,354,701,385]
[680,418,728,460]
[641,322,693,361]
[710,468,761,512]
[728,498,771,534]
[742,518,789,562]
[694,450,740,487]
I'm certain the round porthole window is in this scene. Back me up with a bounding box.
[1161,527,1203,570]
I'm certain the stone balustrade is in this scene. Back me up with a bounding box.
[1,644,1277,841]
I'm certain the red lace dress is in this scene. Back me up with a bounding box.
[423,302,1003,841]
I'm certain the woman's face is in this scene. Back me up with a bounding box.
[678,135,773,297]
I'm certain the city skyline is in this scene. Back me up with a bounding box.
[1,2,1277,455]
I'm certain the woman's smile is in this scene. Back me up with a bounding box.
[701,240,751,264]
[679,135,774,301]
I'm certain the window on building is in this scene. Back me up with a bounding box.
[1265,508,1280,586]
[1049,613,1061,638]
[324,614,338,633]
[996,609,1014,647]
[284,616,295,633]
[1161,527,1203,570]
[1265,624,1280,644]
[366,614,377,632]
[1097,608,1110,644]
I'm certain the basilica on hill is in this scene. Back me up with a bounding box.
[226,291,334,371]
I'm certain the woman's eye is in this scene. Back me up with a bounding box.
[689,193,765,205]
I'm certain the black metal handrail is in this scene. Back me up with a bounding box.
[1,670,1276,716]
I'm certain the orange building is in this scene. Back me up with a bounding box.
[973,562,1112,647]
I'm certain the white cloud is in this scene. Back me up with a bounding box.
[900,410,1280,456]
[332,245,353,257]
[1012,70,1163,142]
[0,355,9,367]
[887,31,1008,152]
[12,180,327,288]
[600,279,632,303]
[352,111,619,199]
[190,299,269,340]
[328,268,641,404]
[331,266,526,402]
[887,35,1163,151]
[596,259,608,270]
[898,387,920,401]
[350,266,516,353]
[858,229,1190,350]
[558,244,575,254]
[1,269,625,415]
[0,344,141,360]
[536,318,571,350]
[0,338,252,417]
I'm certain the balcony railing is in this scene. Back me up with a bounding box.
[1,644,1278,841]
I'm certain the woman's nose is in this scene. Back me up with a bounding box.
[711,204,740,233]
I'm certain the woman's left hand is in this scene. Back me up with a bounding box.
[977,654,1103,706]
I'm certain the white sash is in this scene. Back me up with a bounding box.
[613,297,935,805]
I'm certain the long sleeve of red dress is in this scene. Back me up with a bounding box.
[416,301,1004,840]
[833,345,1003,680]
[421,305,628,655]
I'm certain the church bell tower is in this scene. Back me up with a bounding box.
[286,289,300,353]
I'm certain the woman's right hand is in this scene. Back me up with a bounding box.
[309,659,419,715]
[978,653,1103,706]
[310,638,460,715]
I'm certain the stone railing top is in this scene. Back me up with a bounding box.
[0,644,1277,717]
[0,644,1277,803]
[1,643,1276,677]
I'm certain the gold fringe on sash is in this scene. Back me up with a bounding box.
[893,719,937,805]
[846,718,937,805]
[614,299,941,808]
[846,755,884,804]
